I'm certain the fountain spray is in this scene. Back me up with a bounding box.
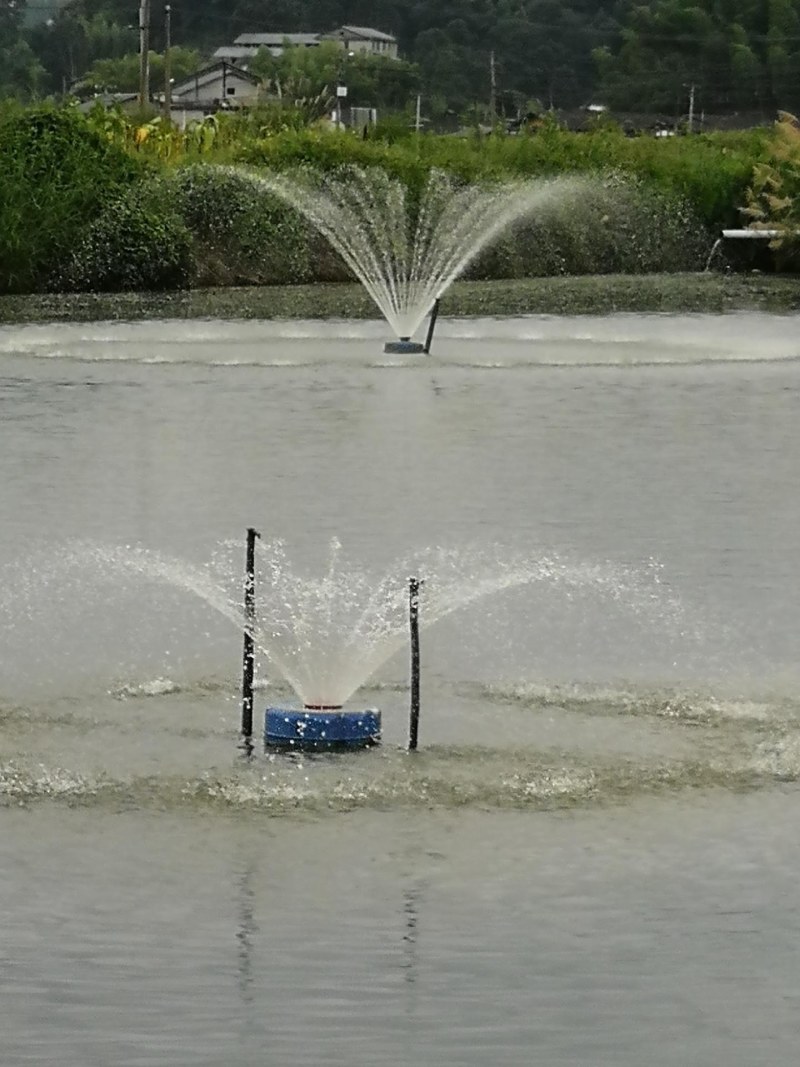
[254,529,384,751]
[250,167,586,352]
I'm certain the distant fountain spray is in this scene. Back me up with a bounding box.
[247,166,587,350]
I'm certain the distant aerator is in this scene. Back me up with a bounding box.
[384,339,425,354]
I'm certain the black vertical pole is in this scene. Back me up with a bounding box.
[241,527,260,743]
[409,576,421,750]
[423,299,440,355]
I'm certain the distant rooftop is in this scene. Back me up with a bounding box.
[213,46,261,60]
[334,25,396,42]
[171,61,260,95]
[233,33,321,48]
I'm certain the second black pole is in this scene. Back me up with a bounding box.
[423,299,440,355]
[241,526,260,742]
[409,576,421,750]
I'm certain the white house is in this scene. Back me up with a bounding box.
[213,26,399,66]
[322,26,398,58]
[170,62,261,109]
[227,32,322,60]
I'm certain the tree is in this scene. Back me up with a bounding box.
[0,0,46,99]
[26,10,138,94]
[766,0,800,108]
[2,0,795,117]
[250,40,420,112]
[414,25,485,117]
[593,0,800,115]
[78,47,203,94]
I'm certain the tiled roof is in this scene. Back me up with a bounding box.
[171,62,260,95]
[213,46,257,59]
[233,33,321,47]
[338,26,396,42]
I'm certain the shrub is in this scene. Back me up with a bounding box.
[56,178,193,292]
[469,174,709,279]
[235,125,761,233]
[168,163,321,285]
[236,129,432,197]
[0,105,142,293]
[740,112,800,268]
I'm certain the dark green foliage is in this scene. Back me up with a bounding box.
[239,125,759,231]
[0,102,787,293]
[157,0,620,113]
[169,164,331,285]
[56,163,348,293]
[24,8,139,97]
[470,176,709,280]
[0,0,46,100]
[56,179,194,292]
[594,0,800,114]
[238,130,436,202]
[0,105,142,293]
[248,41,421,114]
[78,47,204,95]
[18,0,800,119]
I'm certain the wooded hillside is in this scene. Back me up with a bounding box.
[5,0,800,121]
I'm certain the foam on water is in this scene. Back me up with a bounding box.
[1,738,795,812]
[752,735,800,780]
[112,677,184,699]
[4,636,800,814]
[470,679,795,725]
[3,312,800,367]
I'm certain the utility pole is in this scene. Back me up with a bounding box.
[489,49,496,123]
[415,93,421,133]
[138,0,150,109]
[687,83,695,133]
[163,4,172,122]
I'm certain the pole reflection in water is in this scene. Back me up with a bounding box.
[235,861,258,1007]
[402,886,421,985]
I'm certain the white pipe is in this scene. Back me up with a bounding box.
[721,229,780,239]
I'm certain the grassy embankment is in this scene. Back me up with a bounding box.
[3,274,800,326]
[0,102,791,316]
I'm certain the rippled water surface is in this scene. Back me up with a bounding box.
[2,312,800,1064]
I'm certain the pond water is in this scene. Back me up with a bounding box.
[1,312,800,1065]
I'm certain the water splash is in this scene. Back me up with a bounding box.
[0,744,783,812]
[1,538,688,710]
[0,541,249,700]
[0,541,243,632]
[244,166,586,339]
[208,539,684,708]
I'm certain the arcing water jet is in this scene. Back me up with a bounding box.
[244,166,587,350]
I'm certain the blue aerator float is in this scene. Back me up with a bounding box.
[264,707,381,750]
[239,529,421,755]
[383,299,440,356]
[384,339,425,354]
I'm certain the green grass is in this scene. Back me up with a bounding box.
[3,273,800,325]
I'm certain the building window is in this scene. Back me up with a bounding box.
[227,86,236,95]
